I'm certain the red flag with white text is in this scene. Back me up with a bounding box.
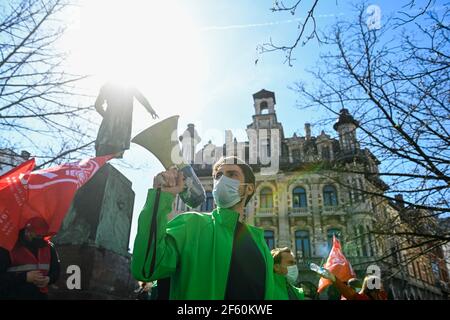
[0,159,36,250]
[317,235,356,293]
[0,155,113,250]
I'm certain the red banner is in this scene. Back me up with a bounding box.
[0,155,113,250]
[0,159,36,250]
[317,235,356,293]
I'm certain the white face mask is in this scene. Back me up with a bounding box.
[212,175,243,208]
[286,265,299,284]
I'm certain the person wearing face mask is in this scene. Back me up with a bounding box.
[131,156,276,299]
[0,217,60,300]
[271,247,304,300]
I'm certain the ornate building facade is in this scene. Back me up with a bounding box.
[172,89,449,300]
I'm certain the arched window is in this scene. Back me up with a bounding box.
[264,230,275,250]
[200,191,214,212]
[327,228,341,251]
[260,187,273,208]
[293,187,307,208]
[295,230,311,258]
[323,185,338,206]
[260,101,268,114]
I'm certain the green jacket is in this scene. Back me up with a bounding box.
[273,273,305,300]
[131,189,275,300]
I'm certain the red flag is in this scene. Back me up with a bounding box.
[0,159,36,250]
[317,235,356,293]
[0,155,113,250]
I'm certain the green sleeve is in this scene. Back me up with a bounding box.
[131,188,181,282]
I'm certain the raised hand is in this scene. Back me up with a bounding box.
[153,167,185,196]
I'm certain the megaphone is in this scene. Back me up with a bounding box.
[132,115,206,208]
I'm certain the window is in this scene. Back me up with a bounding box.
[295,230,311,258]
[264,230,275,250]
[321,146,330,160]
[323,185,338,206]
[358,178,366,201]
[327,228,341,251]
[260,136,271,158]
[391,247,398,265]
[414,261,420,279]
[412,261,418,278]
[360,226,368,257]
[431,262,440,281]
[293,187,307,208]
[353,226,360,256]
[260,187,273,208]
[292,149,301,161]
[200,191,214,212]
[348,179,354,205]
[260,101,270,115]
[367,228,374,256]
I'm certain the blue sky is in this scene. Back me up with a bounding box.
[62,0,441,250]
[4,0,444,249]
[116,0,355,250]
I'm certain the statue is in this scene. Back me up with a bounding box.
[94,82,158,158]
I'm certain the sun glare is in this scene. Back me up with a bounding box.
[63,0,208,126]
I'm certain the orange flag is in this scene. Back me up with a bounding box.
[317,235,356,293]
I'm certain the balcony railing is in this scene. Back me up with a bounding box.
[255,207,276,216]
[289,207,311,216]
[322,205,345,215]
[347,201,372,213]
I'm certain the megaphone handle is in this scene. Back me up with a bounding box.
[141,188,161,279]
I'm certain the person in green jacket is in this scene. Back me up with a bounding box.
[131,156,275,299]
[271,247,304,300]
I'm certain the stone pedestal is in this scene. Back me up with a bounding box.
[48,244,136,299]
[49,164,137,299]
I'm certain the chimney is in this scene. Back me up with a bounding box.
[21,150,30,160]
[305,123,311,140]
[395,194,405,209]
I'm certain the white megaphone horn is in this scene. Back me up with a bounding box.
[132,115,205,208]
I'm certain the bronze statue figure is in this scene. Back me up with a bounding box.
[94,82,158,158]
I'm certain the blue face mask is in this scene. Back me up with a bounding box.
[286,265,299,284]
[212,175,243,208]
